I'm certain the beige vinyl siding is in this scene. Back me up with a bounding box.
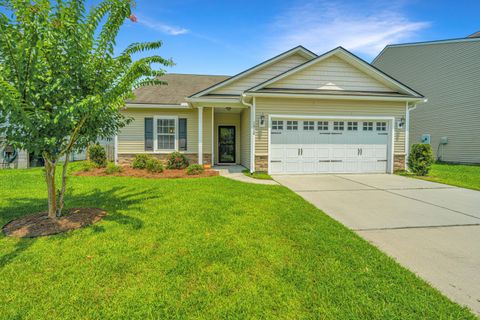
[118,107,212,155]
[268,56,393,92]
[240,108,251,169]
[211,53,309,95]
[213,112,241,164]
[373,40,480,163]
[254,97,406,155]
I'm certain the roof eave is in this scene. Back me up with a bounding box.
[245,91,426,103]
[125,103,191,109]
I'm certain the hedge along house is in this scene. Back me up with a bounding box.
[116,46,426,174]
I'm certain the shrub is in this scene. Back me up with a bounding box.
[88,144,107,167]
[145,158,164,173]
[166,152,189,169]
[77,160,96,172]
[187,164,204,175]
[132,154,151,169]
[105,162,123,174]
[408,143,434,176]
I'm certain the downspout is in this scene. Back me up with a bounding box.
[241,94,255,173]
[405,101,421,170]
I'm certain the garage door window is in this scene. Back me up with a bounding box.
[317,121,329,131]
[286,121,298,130]
[347,121,358,131]
[363,122,373,131]
[303,121,315,131]
[333,121,344,131]
[272,120,283,130]
[376,122,387,131]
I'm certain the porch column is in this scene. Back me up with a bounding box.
[198,106,203,164]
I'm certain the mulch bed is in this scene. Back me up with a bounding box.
[2,208,107,238]
[74,166,219,179]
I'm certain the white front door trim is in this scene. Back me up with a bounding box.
[267,114,395,174]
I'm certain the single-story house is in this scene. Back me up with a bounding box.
[373,33,480,164]
[116,46,425,174]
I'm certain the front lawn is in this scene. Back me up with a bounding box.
[242,169,273,180]
[0,168,475,319]
[405,162,480,190]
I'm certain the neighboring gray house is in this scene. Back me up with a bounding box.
[373,33,480,164]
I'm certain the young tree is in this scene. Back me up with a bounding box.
[0,0,172,219]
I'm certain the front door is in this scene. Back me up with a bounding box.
[218,126,236,163]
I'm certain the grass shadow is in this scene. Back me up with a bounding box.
[0,185,161,268]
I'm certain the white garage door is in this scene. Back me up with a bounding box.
[270,119,390,174]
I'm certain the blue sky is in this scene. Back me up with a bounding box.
[113,0,479,75]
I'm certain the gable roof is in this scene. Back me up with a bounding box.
[247,47,423,98]
[128,73,229,105]
[189,46,317,98]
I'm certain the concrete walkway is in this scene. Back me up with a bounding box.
[213,165,278,185]
[273,173,480,314]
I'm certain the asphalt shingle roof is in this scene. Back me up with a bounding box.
[128,73,230,104]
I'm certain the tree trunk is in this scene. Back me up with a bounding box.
[56,153,70,217]
[44,155,57,220]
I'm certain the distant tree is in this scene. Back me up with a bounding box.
[0,0,173,219]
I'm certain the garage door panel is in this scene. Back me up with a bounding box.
[270,118,390,174]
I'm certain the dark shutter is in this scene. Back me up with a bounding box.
[179,118,187,151]
[144,117,154,151]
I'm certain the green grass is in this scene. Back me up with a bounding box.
[242,169,273,180]
[0,168,475,319]
[403,162,480,190]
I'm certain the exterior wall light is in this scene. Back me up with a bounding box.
[396,117,405,129]
[259,113,266,127]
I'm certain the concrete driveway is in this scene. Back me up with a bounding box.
[273,174,480,314]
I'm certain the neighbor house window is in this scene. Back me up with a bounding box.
[156,117,177,150]
[286,120,298,130]
[317,121,329,131]
[333,121,344,131]
[272,120,283,130]
[363,122,373,131]
[376,122,387,131]
[347,121,358,131]
[303,121,315,131]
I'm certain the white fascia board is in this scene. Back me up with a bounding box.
[185,97,241,104]
[125,103,191,109]
[189,46,317,98]
[246,92,425,103]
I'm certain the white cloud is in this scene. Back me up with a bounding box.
[137,15,188,36]
[266,1,430,58]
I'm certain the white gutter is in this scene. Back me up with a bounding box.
[185,97,240,104]
[246,92,425,103]
[125,103,190,109]
[241,94,255,173]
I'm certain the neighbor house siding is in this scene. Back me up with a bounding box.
[118,107,212,155]
[254,97,406,156]
[373,40,480,163]
[211,53,310,95]
[268,56,393,92]
[240,108,251,169]
[213,112,241,164]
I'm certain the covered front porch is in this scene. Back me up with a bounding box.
[196,104,251,169]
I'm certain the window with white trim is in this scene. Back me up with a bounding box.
[156,118,177,150]
[376,122,387,131]
[333,121,344,131]
[303,121,315,131]
[286,120,298,130]
[272,120,283,130]
[363,122,373,131]
[317,121,328,131]
[347,121,358,131]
